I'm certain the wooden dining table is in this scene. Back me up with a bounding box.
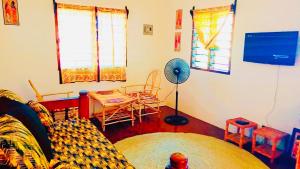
[88,90,138,131]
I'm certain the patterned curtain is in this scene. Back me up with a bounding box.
[97,8,127,81]
[193,5,232,50]
[55,4,99,83]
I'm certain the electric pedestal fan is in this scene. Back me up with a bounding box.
[164,58,190,125]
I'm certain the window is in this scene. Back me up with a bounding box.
[97,8,127,81]
[55,3,127,83]
[191,5,234,74]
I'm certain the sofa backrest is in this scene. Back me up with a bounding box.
[0,90,53,161]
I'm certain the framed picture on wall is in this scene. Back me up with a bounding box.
[174,32,181,52]
[2,0,19,25]
[175,9,182,29]
[288,128,300,159]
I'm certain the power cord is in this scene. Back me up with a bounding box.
[265,66,281,127]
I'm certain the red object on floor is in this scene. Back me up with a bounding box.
[166,152,188,169]
[224,117,258,148]
[252,126,288,163]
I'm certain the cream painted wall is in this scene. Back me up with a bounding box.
[0,0,166,100]
[161,0,300,133]
[1,0,300,133]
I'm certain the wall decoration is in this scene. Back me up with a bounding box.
[143,24,153,35]
[289,128,300,159]
[174,32,181,52]
[175,9,182,29]
[2,0,19,25]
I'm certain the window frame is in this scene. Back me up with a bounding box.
[190,5,236,75]
[54,3,128,84]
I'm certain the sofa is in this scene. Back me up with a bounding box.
[0,89,134,169]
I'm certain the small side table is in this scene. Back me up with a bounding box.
[252,127,288,163]
[225,117,258,148]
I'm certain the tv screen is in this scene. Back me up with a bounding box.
[243,31,299,66]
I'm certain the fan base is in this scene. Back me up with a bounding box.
[164,115,189,125]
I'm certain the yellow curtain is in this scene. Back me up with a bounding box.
[193,5,232,50]
[97,8,127,81]
[56,4,98,83]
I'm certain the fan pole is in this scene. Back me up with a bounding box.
[175,78,179,116]
[164,73,189,125]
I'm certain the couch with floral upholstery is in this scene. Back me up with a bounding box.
[0,89,134,169]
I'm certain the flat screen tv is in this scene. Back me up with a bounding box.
[243,31,299,66]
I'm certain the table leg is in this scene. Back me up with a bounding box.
[240,128,245,148]
[64,108,69,120]
[157,102,160,118]
[225,121,229,140]
[93,98,95,114]
[131,104,134,126]
[138,103,142,123]
[252,133,256,153]
[271,139,277,163]
[102,108,106,132]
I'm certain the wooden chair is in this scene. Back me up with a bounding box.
[122,70,162,122]
[28,80,73,101]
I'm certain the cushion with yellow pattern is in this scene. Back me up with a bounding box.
[27,100,54,131]
[49,118,135,169]
[0,89,25,103]
[0,114,49,169]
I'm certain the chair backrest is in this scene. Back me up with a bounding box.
[144,70,161,96]
[28,80,43,101]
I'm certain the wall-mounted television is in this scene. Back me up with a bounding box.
[243,31,299,66]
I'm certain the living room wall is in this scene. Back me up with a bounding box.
[0,0,167,100]
[161,0,300,133]
[1,0,299,134]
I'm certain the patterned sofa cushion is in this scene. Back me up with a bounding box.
[49,118,134,169]
[27,100,54,132]
[0,89,25,103]
[0,114,49,169]
[0,97,53,161]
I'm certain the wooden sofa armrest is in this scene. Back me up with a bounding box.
[39,90,89,120]
[41,91,73,97]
